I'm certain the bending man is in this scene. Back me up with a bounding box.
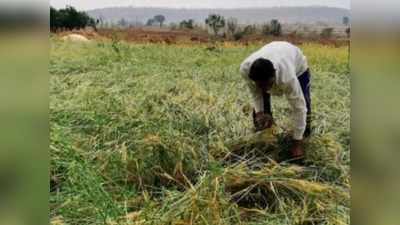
[240,41,312,161]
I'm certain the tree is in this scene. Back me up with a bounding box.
[146,18,155,26]
[50,6,61,31]
[343,16,350,26]
[270,19,282,36]
[180,19,194,29]
[154,15,166,27]
[205,14,226,36]
[49,6,96,32]
[226,17,238,36]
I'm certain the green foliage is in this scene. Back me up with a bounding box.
[50,39,350,225]
[50,6,96,32]
[205,14,226,36]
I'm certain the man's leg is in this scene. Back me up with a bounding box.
[298,69,312,138]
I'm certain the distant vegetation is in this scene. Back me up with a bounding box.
[346,27,351,38]
[146,18,155,26]
[321,27,334,38]
[205,14,226,36]
[87,6,350,25]
[179,19,195,29]
[226,17,239,36]
[50,6,97,32]
[146,15,166,27]
[154,15,166,27]
[117,18,128,28]
[49,6,350,41]
[342,16,350,26]
[270,19,282,36]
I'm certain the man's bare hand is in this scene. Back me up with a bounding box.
[254,112,274,132]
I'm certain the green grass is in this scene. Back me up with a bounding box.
[50,39,350,225]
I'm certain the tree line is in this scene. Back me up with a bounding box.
[50,6,97,32]
[50,6,349,39]
[142,13,283,38]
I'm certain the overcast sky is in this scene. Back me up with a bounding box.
[50,0,350,10]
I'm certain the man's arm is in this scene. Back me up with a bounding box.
[245,79,264,113]
[285,77,307,140]
[240,65,264,113]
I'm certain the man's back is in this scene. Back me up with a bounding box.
[240,41,308,84]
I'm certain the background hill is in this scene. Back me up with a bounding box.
[87,6,350,25]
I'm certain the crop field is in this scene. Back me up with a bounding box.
[50,38,350,225]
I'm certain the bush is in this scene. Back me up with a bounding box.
[232,30,244,41]
[180,19,194,29]
[262,23,271,36]
[146,18,155,26]
[231,25,256,41]
[50,6,96,32]
[243,25,256,35]
[321,27,334,38]
[270,19,282,36]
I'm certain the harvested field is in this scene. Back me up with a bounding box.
[56,27,349,47]
[50,36,350,224]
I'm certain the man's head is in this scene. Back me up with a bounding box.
[249,58,276,91]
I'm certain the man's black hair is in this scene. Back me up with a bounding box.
[249,58,276,81]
